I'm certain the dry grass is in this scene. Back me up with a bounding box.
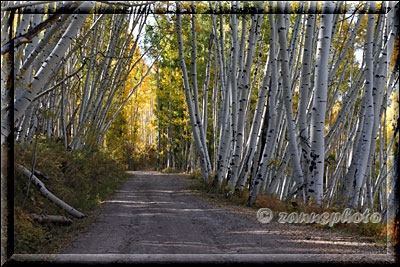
[13,139,130,253]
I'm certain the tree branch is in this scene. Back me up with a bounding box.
[1,2,76,55]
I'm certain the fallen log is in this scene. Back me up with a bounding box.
[33,169,49,180]
[16,164,85,218]
[32,214,73,225]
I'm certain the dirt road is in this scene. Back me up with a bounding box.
[51,171,393,263]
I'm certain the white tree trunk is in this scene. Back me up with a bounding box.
[307,1,335,205]
[1,2,93,145]
[176,2,209,182]
[276,4,305,193]
[16,164,85,218]
[349,1,376,208]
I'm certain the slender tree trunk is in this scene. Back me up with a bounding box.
[349,2,376,208]
[176,2,209,182]
[276,3,305,195]
[1,2,93,145]
[156,67,161,171]
[307,1,335,205]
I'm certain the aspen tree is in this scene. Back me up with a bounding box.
[307,1,335,205]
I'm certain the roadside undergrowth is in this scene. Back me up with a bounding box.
[187,171,389,245]
[14,138,130,253]
[160,167,184,174]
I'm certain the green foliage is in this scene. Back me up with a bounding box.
[143,6,218,172]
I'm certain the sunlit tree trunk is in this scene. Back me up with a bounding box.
[1,2,93,145]
[226,3,264,192]
[307,1,335,205]
[211,1,231,187]
[248,6,279,205]
[297,1,316,178]
[276,2,305,196]
[176,2,209,182]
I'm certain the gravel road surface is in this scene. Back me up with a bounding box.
[48,171,394,264]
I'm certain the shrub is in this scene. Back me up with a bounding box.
[13,139,129,253]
